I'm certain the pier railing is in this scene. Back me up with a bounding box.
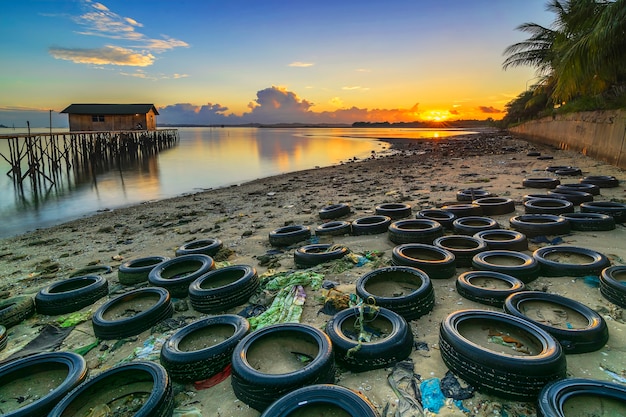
[0,129,179,191]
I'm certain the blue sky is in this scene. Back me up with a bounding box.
[0,0,554,127]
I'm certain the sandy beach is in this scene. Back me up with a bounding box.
[1,130,625,417]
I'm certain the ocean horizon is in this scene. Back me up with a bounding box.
[0,126,477,238]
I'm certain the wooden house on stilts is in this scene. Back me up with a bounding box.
[60,103,159,131]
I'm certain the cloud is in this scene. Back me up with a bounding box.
[478,106,504,114]
[288,61,314,67]
[51,0,188,69]
[342,86,362,90]
[49,45,154,66]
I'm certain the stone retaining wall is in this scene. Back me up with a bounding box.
[509,109,626,169]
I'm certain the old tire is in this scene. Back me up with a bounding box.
[0,325,6,351]
[580,201,626,223]
[34,275,109,316]
[319,203,351,220]
[160,314,250,382]
[175,238,223,257]
[473,229,528,251]
[559,212,616,231]
[315,221,351,236]
[230,323,335,412]
[452,216,500,235]
[92,287,173,340]
[189,265,260,314]
[416,209,456,229]
[509,214,571,237]
[472,250,540,283]
[538,378,626,417]
[524,198,574,215]
[391,243,456,279]
[599,266,626,308]
[118,256,170,286]
[440,203,482,218]
[456,189,492,202]
[48,361,173,417]
[148,254,215,298]
[375,203,412,219]
[269,225,312,247]
[532,245,610,277]
[0,296,35,329]
[294,244,349,268]
[556,183,600,196]
[326,306,413,372]
[260,384,380,417]
[0,352,88,417]
[387,218,444,244]
[547,190,593,206]
[504,291,608,354]
[351,215,392,235]
[433,235,488,267]
[473,197,516,215]
[439,309,566,401]
[355,265,435,321]
[580,175,619,188]
[523,177,560,189]
[456,270,525,307]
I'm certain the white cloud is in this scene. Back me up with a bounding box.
[288,61,314,67]
[49,45,154,66]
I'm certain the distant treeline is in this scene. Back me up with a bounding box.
[352,120,494,128]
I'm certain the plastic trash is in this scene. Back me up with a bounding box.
[421,378,445,413]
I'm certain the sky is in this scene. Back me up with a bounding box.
[0,0,555,127]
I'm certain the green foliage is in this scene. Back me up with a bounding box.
[501,0,626,125]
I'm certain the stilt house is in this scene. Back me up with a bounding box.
[60,104,159,132]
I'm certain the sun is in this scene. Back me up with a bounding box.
[422,110,450,122]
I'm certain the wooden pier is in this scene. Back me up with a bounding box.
[0,129,179,191]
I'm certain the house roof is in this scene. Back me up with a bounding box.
[60,104,159,115]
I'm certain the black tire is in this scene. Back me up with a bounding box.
[375,203,412,219]
[509,214,571,238]
[355,265,435,321]
[269,225,312,247]
[456,270,525,307]
[388,218,444,244]
[474,229,529,251]
[548,189,593,205]
[416,209,456,229]
[92,287,173,340]
[175,238,223,257]
[559,212,616,231]
[148,254,215,298]
[260,384,380,417]
[452,216,500,235]
[160,314,250,382]
[351,215,392,235]
[0,296,35,329]
[293,244,349,268]
[0,352,88,417]
[524,198,574,215]
[538,378,626,417]
[48,361,173,417]
[433,235,488,268]
[230,323,336,412]
[189,265,260,314]
[580,201,626,223]
[554,167,582,176]
[504,291,609,354]
[472,250,540,283]
[118,256,170,286]
[326,306,413,372]
[391,243,456,279]
[473,197,516,215]
[440,203,483,218]
[556,182,600,196]
[523,193,569,202]
[439,309,567,401]
[532,245,610,277]
[35,275,109,316]
[523,177,560,189]
[599,266,626,308]
[319,203,351,220]
[456,189,492,202]
[545,165,572,173]
[580,175,619,188]
[315,220,351,236]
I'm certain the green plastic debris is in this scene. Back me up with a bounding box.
[249,285,306,330]
[261,270,324,291]
[57,310,92,328]
[173,406,203,417]
[73,339,100,356]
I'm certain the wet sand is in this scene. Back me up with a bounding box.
[0,131,625,416]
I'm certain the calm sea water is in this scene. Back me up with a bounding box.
[0,127,475,238]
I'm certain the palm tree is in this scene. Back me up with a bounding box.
[503,0,626,105]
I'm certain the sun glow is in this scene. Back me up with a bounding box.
[422,110,451,122]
